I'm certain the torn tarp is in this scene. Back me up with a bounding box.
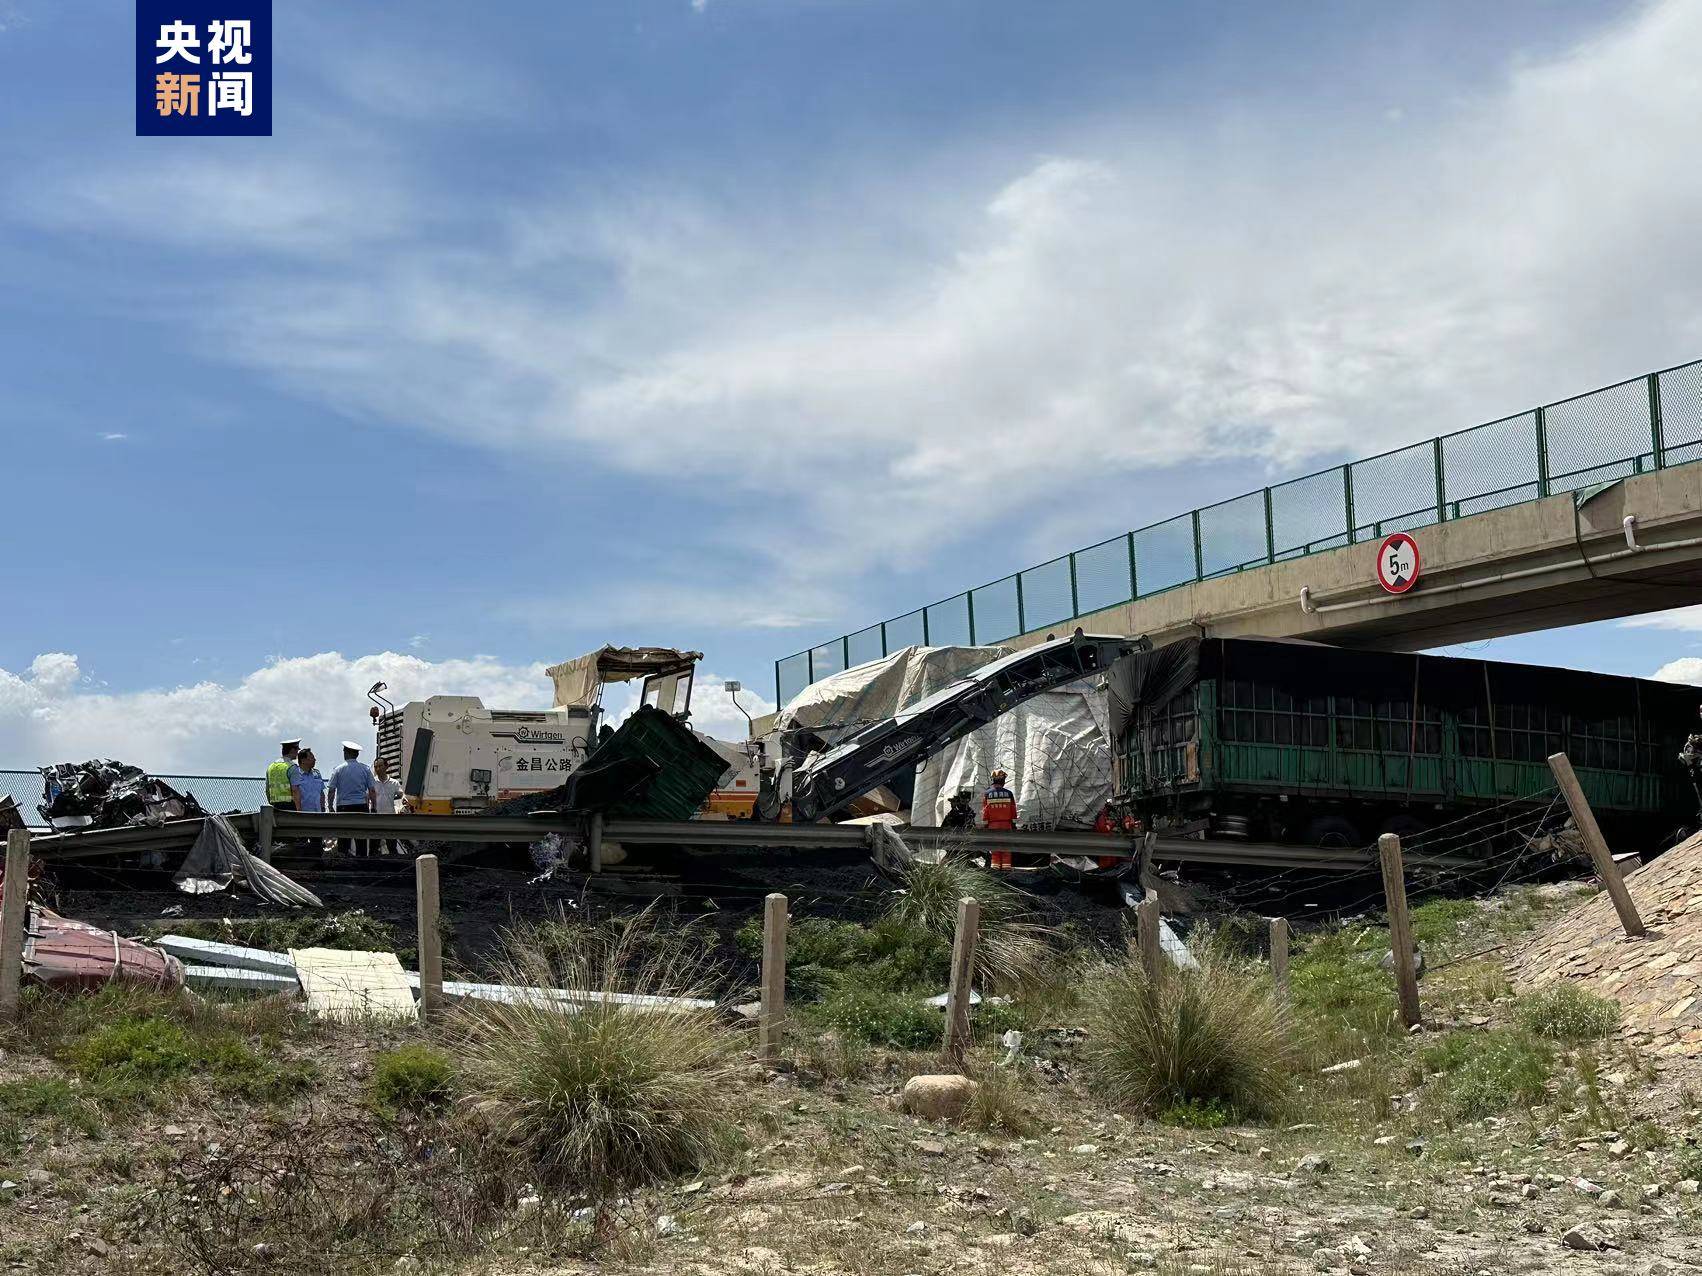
[174,813,323,908]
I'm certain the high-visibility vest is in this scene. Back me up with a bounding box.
[266,758,293,804]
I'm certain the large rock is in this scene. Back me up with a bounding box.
[901,1073,979,1121]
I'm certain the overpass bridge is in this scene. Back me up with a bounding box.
[775,360,1702,704]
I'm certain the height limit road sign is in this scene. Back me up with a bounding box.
[1376,532,1421,594]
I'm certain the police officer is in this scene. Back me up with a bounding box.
[266,739,300,812]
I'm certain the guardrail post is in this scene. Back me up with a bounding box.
[1262,488,1276,563]
[1068,553,1080,618]
[1548,752,1646,937]
[1013,575,1025,635]
[966,590,977,644]
[1269,915,1289,1005]
[760,892,788,1060]
[1342,464,1356,543]
[1649,372,1665,469]
[0,830,30,1020]
[942,896,979,1065]
[1377,833,1422,1029]
[415,853,443,1019]
[1126,531,1139,600]
[1191,509,1204,580]
[253,803,275,863]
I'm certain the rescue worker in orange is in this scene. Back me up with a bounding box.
[982,767,1017,869]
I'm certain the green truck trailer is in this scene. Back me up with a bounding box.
[1111,637,1699,853]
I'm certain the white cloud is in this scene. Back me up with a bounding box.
[1652,657,1702,685]
[20,1,1702,594]
[0,650,764,777]
[98,431,127,442]
[1623,606,1702,632]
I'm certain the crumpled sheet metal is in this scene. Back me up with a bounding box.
[22,905,184,993]
[37,759,205,831]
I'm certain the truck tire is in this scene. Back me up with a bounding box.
[1302,814,1362,850]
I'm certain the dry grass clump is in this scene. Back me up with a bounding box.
[889,856,1058,990]
[450,910,747,1193]
[1081,948,1297,1122]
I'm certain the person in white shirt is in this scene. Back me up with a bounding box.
[372,757,406,855]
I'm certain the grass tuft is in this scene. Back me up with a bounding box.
[1421,1028,1554,1119]
[450,910,746,1194]
[371,1044,455,1117]
[1081,948,1296,1121]
[1515,984,1620,1042]
[887,858,1058,991]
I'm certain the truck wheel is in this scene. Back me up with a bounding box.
[1302,814,1362,850]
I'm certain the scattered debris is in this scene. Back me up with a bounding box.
[38,759,204,830]
[290,947,417,1023]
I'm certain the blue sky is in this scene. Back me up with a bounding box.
[3,0,1702,772]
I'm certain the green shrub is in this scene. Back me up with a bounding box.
[371,1044,455,1116]
[452,912,743,1193]
[1082,950,1296,1120]
[811,985,941,1050]
[1423,1029,1554,1119]
[1515,985,1620,1043]
[1156,1097,1239,1129]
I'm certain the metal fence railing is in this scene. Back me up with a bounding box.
[1,771,266,828]
[776,358,1702,707]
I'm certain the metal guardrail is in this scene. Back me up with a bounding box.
[775,358,1702,706]
[25,808,1488,875]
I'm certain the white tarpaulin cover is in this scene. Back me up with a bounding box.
[777,644,1006,745]
[911,676,1113,829]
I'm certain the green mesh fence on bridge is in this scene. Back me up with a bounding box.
[776,358,1702,707]
[1,771,266,828]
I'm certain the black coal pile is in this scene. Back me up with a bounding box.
[38,760,206,831]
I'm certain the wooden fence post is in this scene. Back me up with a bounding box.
[759,893,788,1060]
[1377,833,1422,1029]
[415,854,443,1020]
[0,830,32,1020]
[253,804,275,864]
[1548,751,1646,937]
[942,897,980,1066]
[1269,916,1290,1004]
[1136,896,1164,989]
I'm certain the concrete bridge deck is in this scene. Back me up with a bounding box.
[1002,462,1702,654]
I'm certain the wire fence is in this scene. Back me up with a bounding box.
[0,770,266,828]
[776,358,1702,706]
